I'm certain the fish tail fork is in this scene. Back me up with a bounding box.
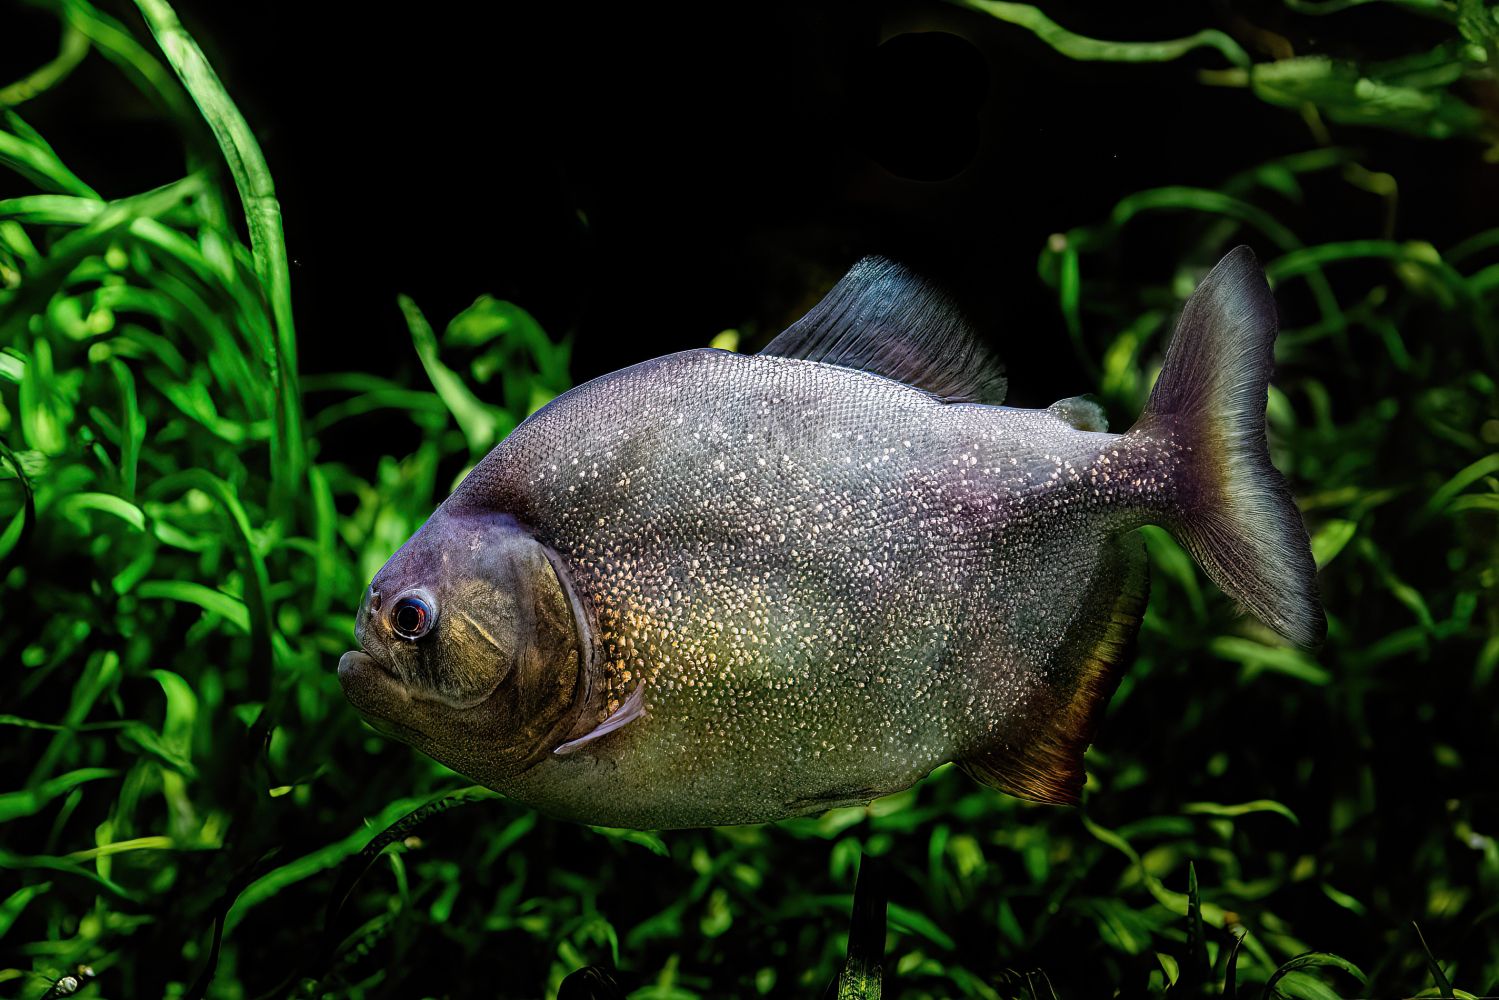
[1129,246,1325,648]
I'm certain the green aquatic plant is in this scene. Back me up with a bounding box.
[1,1,1496,998]
[958,0,1499,145]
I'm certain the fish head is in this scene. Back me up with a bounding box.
[338,509,599,786]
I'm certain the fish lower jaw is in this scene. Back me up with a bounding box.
[338,649,499,712]
[338,649,406,693]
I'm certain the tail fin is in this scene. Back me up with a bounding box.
[1133,246,1325,647]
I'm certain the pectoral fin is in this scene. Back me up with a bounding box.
[553,685,646,755]
[786,784,881,815]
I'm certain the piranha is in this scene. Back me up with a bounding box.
[338,246,1324,829]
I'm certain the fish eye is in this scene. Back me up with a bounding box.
[390,594,434,640]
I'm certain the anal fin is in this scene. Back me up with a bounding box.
[959,537,1148,805]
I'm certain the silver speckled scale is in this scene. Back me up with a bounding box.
[464,348,1163,827]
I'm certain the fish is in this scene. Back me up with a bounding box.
[337,246,1324,830]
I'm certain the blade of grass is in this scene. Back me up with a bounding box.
[147,469,274,697]
[837,853,887,1000]
[0,767,115,823]
[0,21,90,106]
[1411,923,1456,998]
[56,0,193,121]
[0,125,96,197]
[400,294,507,454]
[1260,952,1366,999]
[133,0,306,506]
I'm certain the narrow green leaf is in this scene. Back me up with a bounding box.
[1310,519,1357,568]
[0,122,97,197]
[1209,636,1331,684]
[1269,969,1346,1000]
[0,21,90,106]
[1224,931,1244,1000]
[134,0,306,499]
[223,794,437,935]
[1412,923,1456,999]
[1155,952,1180,988]
[1263,952,1366,999]
[135,579,250,632]
[887,903,956,951]
[147,468,274,696]
[55,491,145,531]
[400,293,505,453]
[1422,453,1499,518]
[588,827,670,857]
[0,848,135,903]
[0,882,51,941]
[957,1,1249,65]
[0,767,116,823]
[1183,799,1300,825]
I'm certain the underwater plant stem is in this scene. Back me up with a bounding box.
[132,0,307,508]
[956,0,1251,67]
[1283,0,1457,19]
[0,22,89,107]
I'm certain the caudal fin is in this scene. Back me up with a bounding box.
[1133,247,1325,647]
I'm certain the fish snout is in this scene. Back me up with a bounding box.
[338,649,427,744]
[337,648,375,681]
[334,650,416,728]
[337,650,389,695]
[338,649,408,712]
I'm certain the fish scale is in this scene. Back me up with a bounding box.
[451,350,1149,826]
[338,248,1324,829]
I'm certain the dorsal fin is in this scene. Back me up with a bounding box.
[759,257,1007,404]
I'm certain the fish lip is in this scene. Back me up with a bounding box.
[337,650,408,714]
[337,649,412,740]
[338,649,398,687]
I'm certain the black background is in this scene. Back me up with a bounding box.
[12,0,1483,408]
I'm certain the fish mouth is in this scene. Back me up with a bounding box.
[337,649,400,691]
[337,650,418,736]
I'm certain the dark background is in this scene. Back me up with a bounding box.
[8,0,1485,403]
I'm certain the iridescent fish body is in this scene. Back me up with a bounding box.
[338,248,1323,829]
